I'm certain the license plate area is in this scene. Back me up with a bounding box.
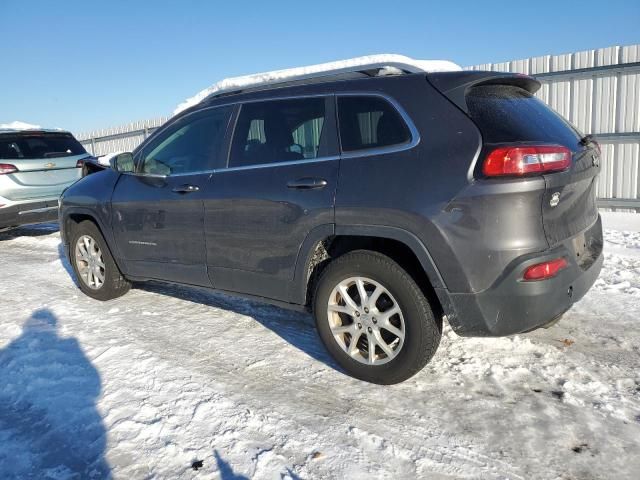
[571,220,603,271]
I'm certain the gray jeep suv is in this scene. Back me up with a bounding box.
[58,65,603,384]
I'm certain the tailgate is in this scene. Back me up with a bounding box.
[0,132,87,200]
[542,146,600,246]
[2,153,85,201]
[2,167,82,200]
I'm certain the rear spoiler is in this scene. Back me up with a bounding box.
[426,71,541,114]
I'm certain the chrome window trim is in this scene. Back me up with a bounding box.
[134,91,418,176]
[125,157,342,177]
[218,155,340,173]
[17,206,59,215]
[164,170,213,178]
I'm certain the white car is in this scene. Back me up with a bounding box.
[0,126,90,230]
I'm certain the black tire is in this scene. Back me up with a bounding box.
[313,250,441,384]
[69,220,131,301]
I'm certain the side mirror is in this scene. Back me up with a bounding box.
[110,152,135,173]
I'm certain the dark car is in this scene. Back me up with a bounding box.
[59,62,603,384]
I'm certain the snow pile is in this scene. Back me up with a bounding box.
[596,212,640,295]
[173,54,462,115]
[0,120,42,131]
[96,151,124,166]
[0,213,639,479]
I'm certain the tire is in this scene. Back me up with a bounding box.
[69,220,131,301]
[313,250,441,384]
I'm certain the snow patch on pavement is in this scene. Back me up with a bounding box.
[594,225,640,295]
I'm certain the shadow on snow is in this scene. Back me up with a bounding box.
[141,280,343,375]
[0,309,110,479]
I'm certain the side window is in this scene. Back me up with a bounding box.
[338,96,411,152]
[140,107,230,176]
[229,98,326,168]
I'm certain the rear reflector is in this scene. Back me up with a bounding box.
[483,145,571,177]
[523,258,568,281]
[0,164,18,175]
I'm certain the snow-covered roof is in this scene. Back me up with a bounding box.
[0,121,42,132]
[174,54,461,115]
[0,120,65,134]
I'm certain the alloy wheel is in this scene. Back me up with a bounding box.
[327,276,405,365]
[75,235,106,290]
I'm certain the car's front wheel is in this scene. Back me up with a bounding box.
[69,220,131,301]
[314,250,441,384]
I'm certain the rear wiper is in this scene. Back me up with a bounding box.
[579,134,597,147]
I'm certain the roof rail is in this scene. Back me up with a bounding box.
[173,54,461,115]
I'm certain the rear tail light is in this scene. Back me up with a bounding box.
[523,258,568,281]
[76,159,85,168]
[0,164,18,175]
[483,145,571,177]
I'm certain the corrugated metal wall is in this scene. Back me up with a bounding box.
[466,44,640,207]
[77,44,640,206]
[77,117,169,156]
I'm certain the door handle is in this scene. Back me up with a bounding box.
[287,177,328,190]
[172,184,200,194]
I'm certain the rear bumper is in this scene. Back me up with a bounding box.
[447,214,604,336]
[0,197,60,229]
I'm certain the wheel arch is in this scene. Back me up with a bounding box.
[62,207,126,275]
[293,224,454,323]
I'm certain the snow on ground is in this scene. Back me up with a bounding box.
[0,215,639,479]
[597,213,640,296]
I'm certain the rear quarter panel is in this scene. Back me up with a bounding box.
[335,75,481,293]
[335,75,551,294]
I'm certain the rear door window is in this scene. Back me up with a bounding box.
[337,96,411,152]
[465,85,581,148]
[229,97,328,168]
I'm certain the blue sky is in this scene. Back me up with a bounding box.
[1,0,638,133]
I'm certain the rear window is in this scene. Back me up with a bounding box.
[0,132,87,160]
[338,96,411,152]
[466,85,581,148]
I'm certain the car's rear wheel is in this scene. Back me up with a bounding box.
[314,250,441,384]
[70,220,131,301]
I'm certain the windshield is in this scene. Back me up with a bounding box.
[0,132,87,160]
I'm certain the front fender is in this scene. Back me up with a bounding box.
[59,169,124,271]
